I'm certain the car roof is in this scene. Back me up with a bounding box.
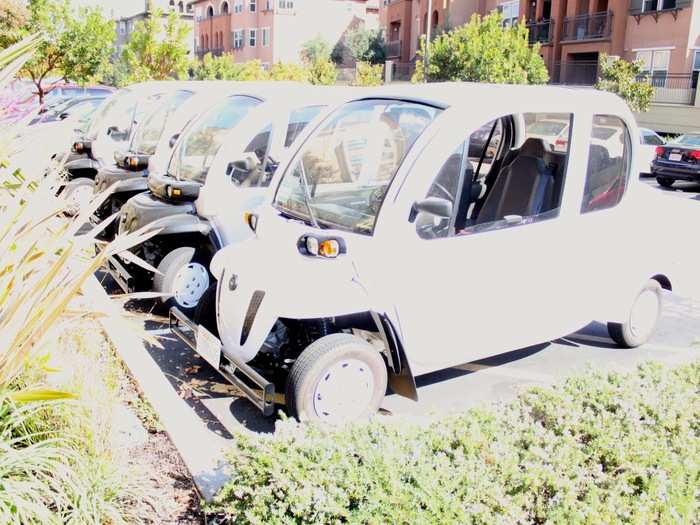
[349,82,628,113]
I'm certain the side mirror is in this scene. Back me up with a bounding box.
[106,125,118,136]
[169,133,180,148]
[410,197,453,223]
[59,112,69,120]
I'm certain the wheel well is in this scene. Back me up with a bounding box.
[651,274,672,291]
[68,168,97,180]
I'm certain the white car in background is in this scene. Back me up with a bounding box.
[525,118,570,152]
[638,127,664,176]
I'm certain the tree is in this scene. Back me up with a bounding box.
[120,3,190,83]
[300,35,332,64]
[344,27,386,65]
[411,12,548,85]
[307,58,337,85]
[21,0,115,104]
[0,0,29,49]
[595,54,654,113]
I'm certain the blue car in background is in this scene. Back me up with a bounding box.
[653,133,700,189]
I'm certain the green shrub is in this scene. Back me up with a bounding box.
[353,61,383,87]
[268,61,309,82]
[191,56,268,81]
[212,360,700,524]
[596,54,655,113]
[307,59,337,86]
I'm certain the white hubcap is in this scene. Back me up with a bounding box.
[172,263,209,308]
[313,358,375,422]
[629,289,660,339]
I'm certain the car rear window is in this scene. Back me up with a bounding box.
[527,121,567,135]
[592,127,616,140]
[677,134,700,146]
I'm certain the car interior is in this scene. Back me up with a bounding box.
[416,113,573,240]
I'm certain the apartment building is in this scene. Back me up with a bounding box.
[192,0,379,66]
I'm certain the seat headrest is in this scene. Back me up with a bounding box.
[587,144,610,170]
[519,138,552,158]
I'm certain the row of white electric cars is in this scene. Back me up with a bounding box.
[70,81,698,423]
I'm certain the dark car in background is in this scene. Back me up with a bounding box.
[652,133,700,189]
[29,97,104,126]
[39,84,114,114]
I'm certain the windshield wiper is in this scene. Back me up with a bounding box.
[297,163,321,229]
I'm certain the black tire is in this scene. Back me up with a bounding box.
[153,246,211,316]
[193,283,218,336]
[285,333,387,422]
[607,280,663,349]
[61,177,94,215]
[656,176,674,188]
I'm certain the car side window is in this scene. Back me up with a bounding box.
[581,115,631,214]
[285,106,323,147]
[642,132,663,146]
[415,113,573,240]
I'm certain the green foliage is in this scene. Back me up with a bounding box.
[212,360,700,524]
[120,5,190,83]
[353,61,383,87]
[21,1,115,102]
[412,12,548,85]
[0,0,29,49]
[596,54,655,113]
[191,54,267,81]
[344,27,386,65]
[307,59,337,86]
[267,61,309,82]
[300,34,332,64]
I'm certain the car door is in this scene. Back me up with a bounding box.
[372,109,587,376]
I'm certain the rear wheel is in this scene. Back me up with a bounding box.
[286,333,387,423]
[608,280,663,348]
[656,176,674,188]
[153,247,211,316]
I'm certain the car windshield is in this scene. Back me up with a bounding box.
[527,121,567,136]
[130,90,193,156]
[86,89,131,139]
[675,134,700,146]
[168,95,262,183]
[274,99,441,235]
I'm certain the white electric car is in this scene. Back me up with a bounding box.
[110,84,355,317]
[174,83,699,422]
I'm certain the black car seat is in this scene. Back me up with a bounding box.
[475,138,555,225]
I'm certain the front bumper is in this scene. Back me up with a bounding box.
[169,307,276,415]
[119,192,196,236]
[64,157,100,180]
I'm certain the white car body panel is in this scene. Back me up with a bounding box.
[210,83,700,378]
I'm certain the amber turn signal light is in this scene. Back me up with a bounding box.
[244,212,258,232]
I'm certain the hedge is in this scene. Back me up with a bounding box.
[211,361,700,524]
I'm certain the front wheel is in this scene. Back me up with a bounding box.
[62,177,94,215]
[656,176,674,188]
[286,333,387,423]
[608,280,663,348]
[153,246,211,316]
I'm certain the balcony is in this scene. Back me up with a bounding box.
[561,11,613,42]
[195,48,224,58]
[386,40,402,58]
[196,13,232,22]
[527,19,554,45]
[630,0,691,21]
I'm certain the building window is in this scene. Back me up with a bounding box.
[249,0,256,11]
[636,49,670,87]
[262,27,270,46]
[234,0,243,13]
[498,0,519,27]
[233,29,244,48]
[692,51,700,88]
[278,0,294,9]
[642,0,677,11]
[265,0,273,10]
[118,21,126,34]
[249,28,257,47]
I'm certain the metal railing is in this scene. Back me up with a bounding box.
[527,19,554,45]
[196,48,224,58]
[561,11,613,42]
[629,0,691,16]
[392,62,416,82]
[386,40,402,58]
[638,73,696,105]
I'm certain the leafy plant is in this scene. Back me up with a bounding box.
[596,54,655,113]
[211,360,700,524]
[0,0,29,49]
[300,35,332,64]
[21,0,115,104]
[267,62,309,82]
[353,61,383,87]
[120,1,190,83]
[0,32,42,92]
[344,27,386,65]
[412,11,549,85]
[307,59,337,86]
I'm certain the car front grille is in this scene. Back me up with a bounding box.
[240,291,265,346]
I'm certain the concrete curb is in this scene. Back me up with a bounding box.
[84,276,231,501]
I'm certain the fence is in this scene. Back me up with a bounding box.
[641,73,696,105]
[551,61,599,85]
[391,62,416,82]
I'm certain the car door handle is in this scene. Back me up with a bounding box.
[503,215,523,225]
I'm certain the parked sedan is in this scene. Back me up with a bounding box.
[652,133,700,188]
[638,128,664,176]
